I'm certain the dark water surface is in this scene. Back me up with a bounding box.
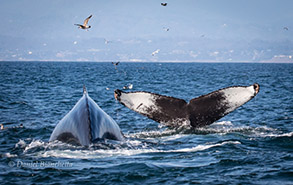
[0,62,292,184]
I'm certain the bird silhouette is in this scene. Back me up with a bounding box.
[112,61,120,66]
[75,15,92,30]
[161,3,167,6]
[104,38,113,44]
[112,62,120,69]
[163,27,170,32]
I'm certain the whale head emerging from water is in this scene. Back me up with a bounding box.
[50,86,124,146]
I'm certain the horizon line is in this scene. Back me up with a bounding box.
[0,60,293,64]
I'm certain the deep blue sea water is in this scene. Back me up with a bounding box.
[0,62,292,184]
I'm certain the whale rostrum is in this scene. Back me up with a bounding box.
[50,86,124,146]
[114,83,260,128]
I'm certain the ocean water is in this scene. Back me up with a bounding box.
[0,62,292,184]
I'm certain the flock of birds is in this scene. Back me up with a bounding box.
[74,2,169,58]
[73,2,290,92]
[73,3,170,91]
[73,2,290,75]
[74,2,290,60]
[74,2,168,31]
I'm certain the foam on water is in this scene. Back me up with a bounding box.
[22,139,241,159]
[254,131,293,138]
[168,141,241,153]
[13,120,291,161]
[15,139,27,148]
[19,123,291,160]
[2,152,17,158]
[23,139,46,153]
[127,121,284,138]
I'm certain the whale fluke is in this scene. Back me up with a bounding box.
[114,84,260,128]
[50,87,124,146]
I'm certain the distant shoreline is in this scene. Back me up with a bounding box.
[0,60,292,64]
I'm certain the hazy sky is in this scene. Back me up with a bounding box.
[0,0,292,61]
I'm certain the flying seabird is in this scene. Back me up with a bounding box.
[123,84,133,90]
[112,61,120,69]
[152,49,160,56]
[284,27,289,31]
[104,39,112,44]
[163,27,170,32]
[112,61,120,66]
[161,3,167,6]
[74,15,92,30]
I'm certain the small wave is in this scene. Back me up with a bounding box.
[23,139,46,153]
[15,139,27,148]
[10,101,28,105]
[1,152,18,158]
[38,148,159,159]
[190,124,280,137]
[169,141,241,153]
[127,128,179,139]
[160,134,188,141]
[126,121,286,140]
[0,105,9,109]
[128,123,274,137]
[23,139,84,154]
[212,121,234,126]
[255,131,293,138]
[21,139,240,159]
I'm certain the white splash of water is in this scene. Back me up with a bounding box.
[254,131,293,138]
[24,140,240,159]
[212,121,233,126]
[17,122,291,160]
[23,139,46,153]
[170,141,241,152]
[2,152,17,158]
[15,139,27,148]
[160,134,187,141]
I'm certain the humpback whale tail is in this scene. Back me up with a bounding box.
[114,83,260,128]
[50,86,124,146]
